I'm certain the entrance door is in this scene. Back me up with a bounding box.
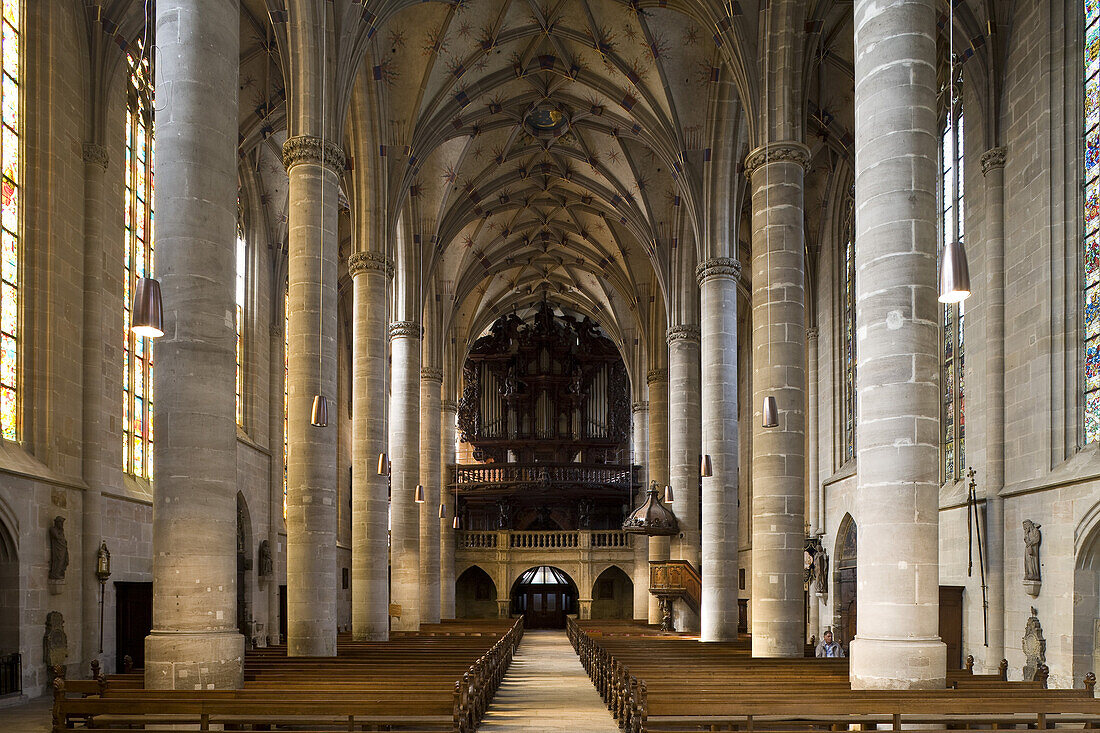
[510,566,577,629]
[939,585,964,669]
[114,582,152,674]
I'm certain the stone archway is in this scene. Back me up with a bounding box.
[456,566,498,619]
[1074,509,1100,686]
[833,514,857,651]
[0,513,17,657]
[590,565,633,620]
[510,566,578,629]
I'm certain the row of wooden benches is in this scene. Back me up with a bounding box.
[567,618,1100,733]
[51,618,523,732]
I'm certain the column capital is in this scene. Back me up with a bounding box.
[666,324,700,346]
[632,400,649,414]
[388,320,421,341]
[744,141,811,178]
[695,257,742,285]
[348,250,394,278]
[441,400,459,413]
[282,135,347,173]
[82,142,109,170]
[806,327,819,341]
[646,368,668,385]
[980,147,1007,175]
[420,367,443,383]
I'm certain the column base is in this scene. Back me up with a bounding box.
[145,630,244,690]
[850,636,947,689]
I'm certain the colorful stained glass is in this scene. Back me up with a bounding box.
[0,1,17,442]
[1089,1,1100,444]
[842,201,856,462]
[123,43,154,478]
[236,223,246,425]
[941,103,965,479]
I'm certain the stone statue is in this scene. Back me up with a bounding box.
[813,545,829,596]
[48,516,69,581]
[43,611,68,672]
[578,500,593,529]
[1022,607,1046,681]
[257,540,273,578]
[497,501,512,530]
[1023,519,1042,582]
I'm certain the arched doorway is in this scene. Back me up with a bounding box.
[511,566,578,629]
[1075,513,1100,686]
[591,566,633,619]
[834,514,857,651]
[0,516,17,652]
[236,493,253,643]
[456,566,498,618]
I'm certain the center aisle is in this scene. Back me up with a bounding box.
[478,629,620,732]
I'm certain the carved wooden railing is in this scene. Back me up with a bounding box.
[456,530,631,551]
[451,462,639,488]
[649,560,701,620]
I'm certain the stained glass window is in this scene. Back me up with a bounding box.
[0,1,19,442]
[1086,0,1100,442]
[123,47,154,479]
[842,197,856,463]
[941,100,965,480]
[235,219,246,426]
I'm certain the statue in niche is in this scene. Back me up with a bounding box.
[805,539,829,596]
[1023,519,1042,582]
[257,540,273,578]
[43,611,68,672]
[48,516,69,581]
[1022,607,1046,681]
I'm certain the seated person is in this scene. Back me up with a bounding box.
[815,629,845,658]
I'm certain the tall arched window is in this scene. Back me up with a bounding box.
[123,48,154,479]
[841,197,856,463]
[1085,1,1100,442]
[235,218,246,425]
[941,100,965,481]
[0,1,21,442]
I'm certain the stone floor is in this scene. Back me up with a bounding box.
[0,694,50,732]
[478,629,619,732]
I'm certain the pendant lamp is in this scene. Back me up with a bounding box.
[700,454,713,478]
[438,503,446,519]
[310,395,328,427]
[938,240,972,304]
[377,452,389,475]
[452,514,461,529]
[414,484,425,503]
[762,395,779,428]
[663,484,675,504]
[130,277,164,338]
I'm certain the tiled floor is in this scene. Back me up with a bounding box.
[0,694,50,732]
[477,630,619,732]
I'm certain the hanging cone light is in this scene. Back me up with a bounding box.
[452,514,461,529]
[700,454,713,478]
[938,240,972,304]
[663,484,675,504]
[310,395,328,427]
[377,452,388,475]
[438,503,446,519]
[414,484,425,503]
[131,277,164,338]
[622,481,679,536]
[762,395,779,428]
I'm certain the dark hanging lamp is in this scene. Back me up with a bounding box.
[310,395,328,427]
[622,481,679,536]
[130,277,164,338]
[663,484,675,503]
[762,395,779,428]
[414,484,425,503]
[700,454,713,478]
[938,240,972,304]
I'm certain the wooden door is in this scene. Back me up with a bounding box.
[279,585,287,642]
[114,582,152,674]
[939,585,964,669]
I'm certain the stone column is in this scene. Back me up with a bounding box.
[80,142,116,669]
[350,252,392,640]
[283,133,342,657]
[667,324,702,571]
[390,321,422,630]
[631,401,650,621]
[981,146,1007,673]
[420,367,443,624]
[698,258,741,642]
[267,321,284,645]
[145,0,244,688]
[440,400,458,618]
[805,327,821,642]
[646,369,669,624]
[850,0,946,689]
[746,140,809,658]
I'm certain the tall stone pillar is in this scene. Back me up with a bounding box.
[282,132,342,657]
[390,321,422,630]
[80,142,117,669]
[145,0,244,688]
[440,400,458,619]
[631,401,650,621]
[646,369,669,624]
[746,140,809,658]
[850,0,946,689]
[420,367,443,625]
[350,252,392,640]
[267,320,285,645]
[698,258,741,642]
[981,146,1007,673]
[667,325,701,571]
[805,326,821,641]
